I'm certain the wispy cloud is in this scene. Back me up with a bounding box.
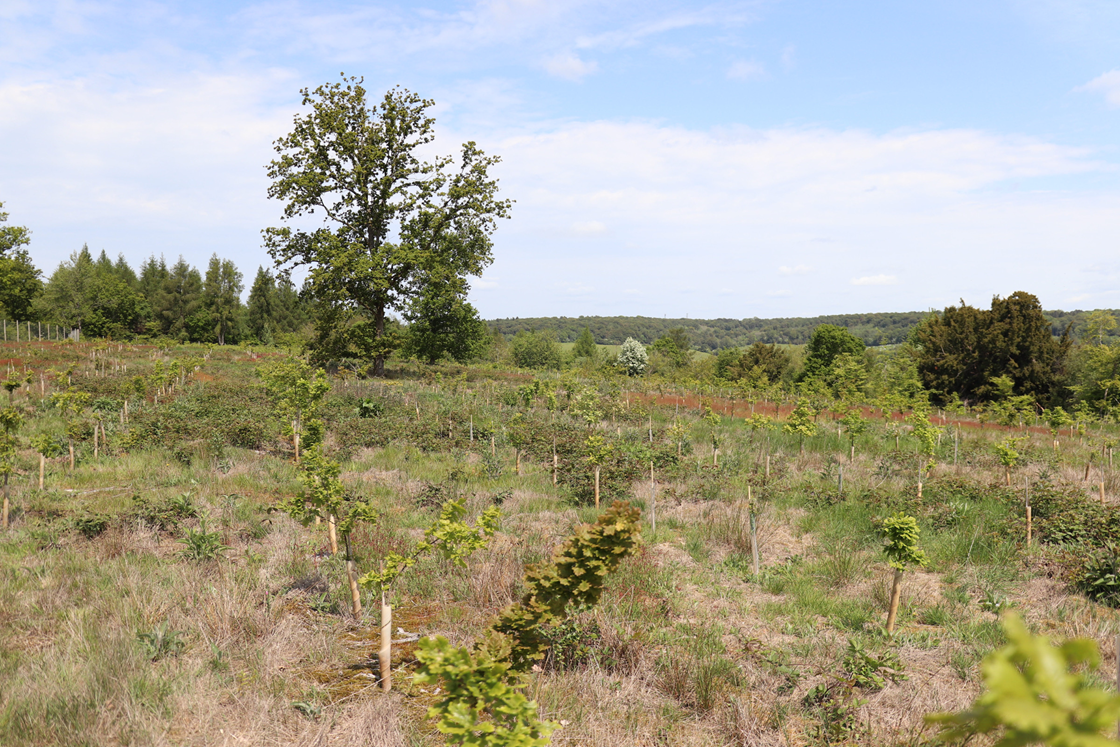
[1076,70,1120,107]
[851,274,899,286]
[779,264,812,275]
[727,59,766,81]
[571,220,607,234]
[544,52,598,81]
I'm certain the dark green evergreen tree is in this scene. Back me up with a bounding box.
[573,326,597,358]
[915,292,1070,405]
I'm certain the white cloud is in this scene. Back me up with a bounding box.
[767,289,793,297]
[571,220,606,234]
[779,264,812,275]
[727,60,766,81]
[851,275,899,286]
[1076,70,1120,107]
[544,52,598,81]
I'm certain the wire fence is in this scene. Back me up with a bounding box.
[0,320,79,343]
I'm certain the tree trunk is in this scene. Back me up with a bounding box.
[372,304,386,377]
[886,567,904,634]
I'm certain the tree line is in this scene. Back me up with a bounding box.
[489,308,1120,352]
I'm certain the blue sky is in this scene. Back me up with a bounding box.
[2,0,1120,320]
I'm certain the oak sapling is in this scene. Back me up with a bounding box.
[0,407,21,529]
[783,399,817,455]
[584,434,612,508]
[360,498,499,692]
[878,512,927,635]
[277,446,378,617]
[840,408,868,463]
[259,358,330,464]
[906,407,939,498]
[994,436,1026,487]
[50,388,90,471]
[30,433,63,491]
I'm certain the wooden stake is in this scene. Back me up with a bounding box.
[491,435,495,456]
[380,594,392,692]
[328,513,338,555]
[886,567,904,634]
[765,454,770,480]
[38,453,45,491]
[346,534,361,616]
[552,439,558,486]
[515,449,521,476]
[593,465,600,509]
[838,466,843,496]
[749,485,759,578]
[1026,505,1032,547]
[649,462,656,532]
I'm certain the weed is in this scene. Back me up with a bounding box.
[1074,543,1120,607]
[841,639,905,690]
[180,519,229,561]
[73,513,110,539]
[137,623,185,661]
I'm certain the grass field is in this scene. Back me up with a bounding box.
[0,340,1117,746]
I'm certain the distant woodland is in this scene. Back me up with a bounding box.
[488,310,1117,351]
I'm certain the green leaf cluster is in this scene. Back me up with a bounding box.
[927,613,1120,746]
[414,634,556,747]
[359,497,499,593]
[878,512,928,570]
[490,501,641,670]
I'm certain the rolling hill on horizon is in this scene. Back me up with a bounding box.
[488,308,1111,352]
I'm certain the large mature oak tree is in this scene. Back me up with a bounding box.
[263,77,512,375]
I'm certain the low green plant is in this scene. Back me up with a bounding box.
[357,397,385,418]
[137,623,185,661]
[926,612,1120,745]
[841,639,905,691]
[1075,543,1120,608]
[180,519,229,561]
[74,513,110,539]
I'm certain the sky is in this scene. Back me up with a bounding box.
[2,0,1120,320]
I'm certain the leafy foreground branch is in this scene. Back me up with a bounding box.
[414,501,642,746]
[927,613,1120,747]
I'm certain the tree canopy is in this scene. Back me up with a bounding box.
[263,77,512,374]
[801,324,865,381]
[914,291,1070,405]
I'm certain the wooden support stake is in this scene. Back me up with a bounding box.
[379,595,392,692]
[328,513,338,555]
[886,568,904,634]
[552,439,558,486]
[515,449,521,476]
[593,465,600,509]
[838,466,843,496]
[649,462,656,532]
[38,453,45,491]
[1026,505,1032,547]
